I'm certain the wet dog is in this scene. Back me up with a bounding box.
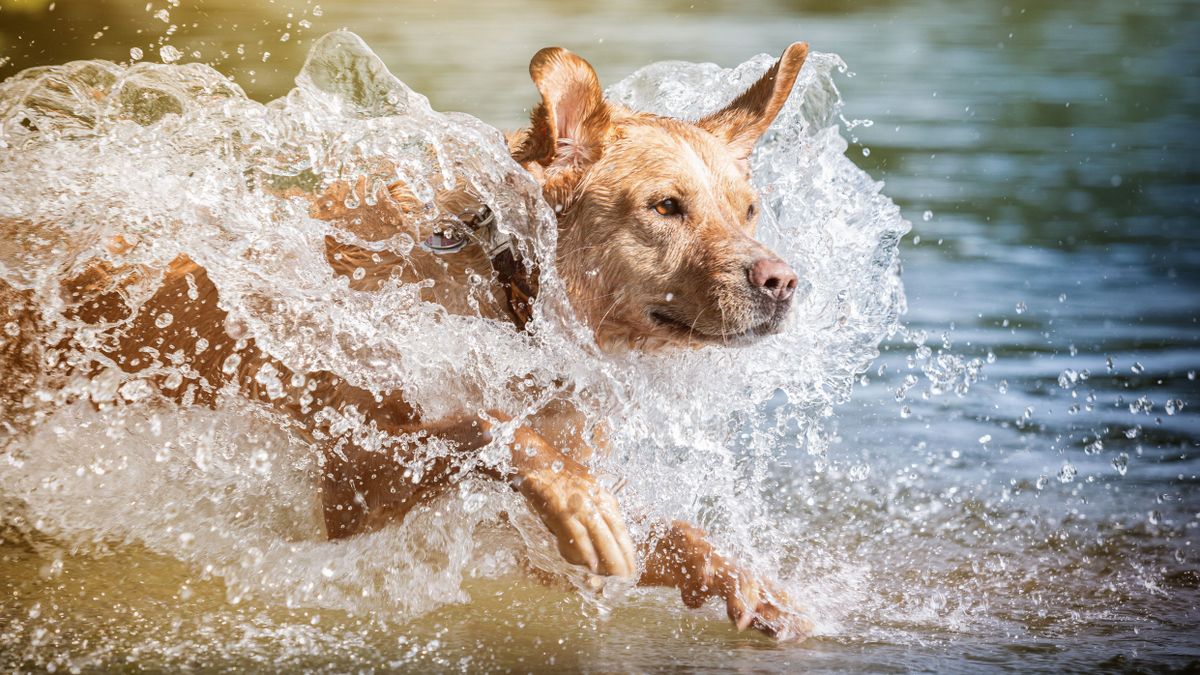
[0,43,811,638]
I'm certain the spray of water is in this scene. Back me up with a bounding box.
[0,30,906,642]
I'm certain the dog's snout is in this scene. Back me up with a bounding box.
[748,258,798,302]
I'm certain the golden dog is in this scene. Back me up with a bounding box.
[0,43,811,638]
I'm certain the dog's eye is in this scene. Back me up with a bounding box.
[747,204,757,220]
[653,198,681,217]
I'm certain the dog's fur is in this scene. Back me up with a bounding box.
[0,43,811,637]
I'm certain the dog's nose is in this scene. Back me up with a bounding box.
[748,258,798,302]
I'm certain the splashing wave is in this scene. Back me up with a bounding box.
[0,31,906,622]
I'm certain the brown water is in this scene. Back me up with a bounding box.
[2,0,1198,672]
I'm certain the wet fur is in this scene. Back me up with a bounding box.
[0,43,812,638]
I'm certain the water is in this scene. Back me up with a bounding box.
[1,0,1198,672]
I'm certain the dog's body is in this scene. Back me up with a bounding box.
[0,44,811,638]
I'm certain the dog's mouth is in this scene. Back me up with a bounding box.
[648,305,789,346]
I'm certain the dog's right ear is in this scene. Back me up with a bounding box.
[515,47,611,169]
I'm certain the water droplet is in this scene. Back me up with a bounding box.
[1058,293,1067,302]
[311,4,324,16]
[280,32,291,42]
[861,147,871,157]
[130,47,144,61]
[978,434,992,444]
[159,45,182,63]
[1014,301,1027,314]
[3,321,19,336]
[1148,510,1162,525]
[899,405,911,418]
[163,370,183,390]
[1130,362,1144,374]
[1112,452,1128,476]
[352,267,366,280]
[1057,463,1077,483]
[221,353,242,376]
[254,364,286,400]
[550,460,564,473]
[1035,475,1048,490]
[1128,395,1152,415]
[155,312,174,328]
[922,210,933,222]
[321,566,334,578]
[1057,368,1078,389]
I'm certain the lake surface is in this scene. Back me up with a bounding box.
[1,0,1197,671]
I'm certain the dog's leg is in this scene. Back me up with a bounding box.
[638,519,811,640]
[318,411,636,577]
[313,409,482,538]
[58,254,633,575]
[501,426,636,577]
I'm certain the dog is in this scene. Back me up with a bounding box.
[0,42,811,638]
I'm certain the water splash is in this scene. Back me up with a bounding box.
[0,31,906,658]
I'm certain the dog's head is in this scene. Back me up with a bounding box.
[513,43,808,351]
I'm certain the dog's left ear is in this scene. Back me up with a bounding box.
[699,42,809,159]
[516,47,611,169]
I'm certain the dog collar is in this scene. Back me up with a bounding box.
[419,206,513,258]
[419,205,534,330]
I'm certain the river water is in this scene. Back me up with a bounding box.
[1,0,1197,672]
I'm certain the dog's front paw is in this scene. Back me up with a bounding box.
[514,455,636,578]
[665,523,811,640]
[711,564,812,640]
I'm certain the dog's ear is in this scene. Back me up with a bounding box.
[516,47,611,169]
[699,42,808,160]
